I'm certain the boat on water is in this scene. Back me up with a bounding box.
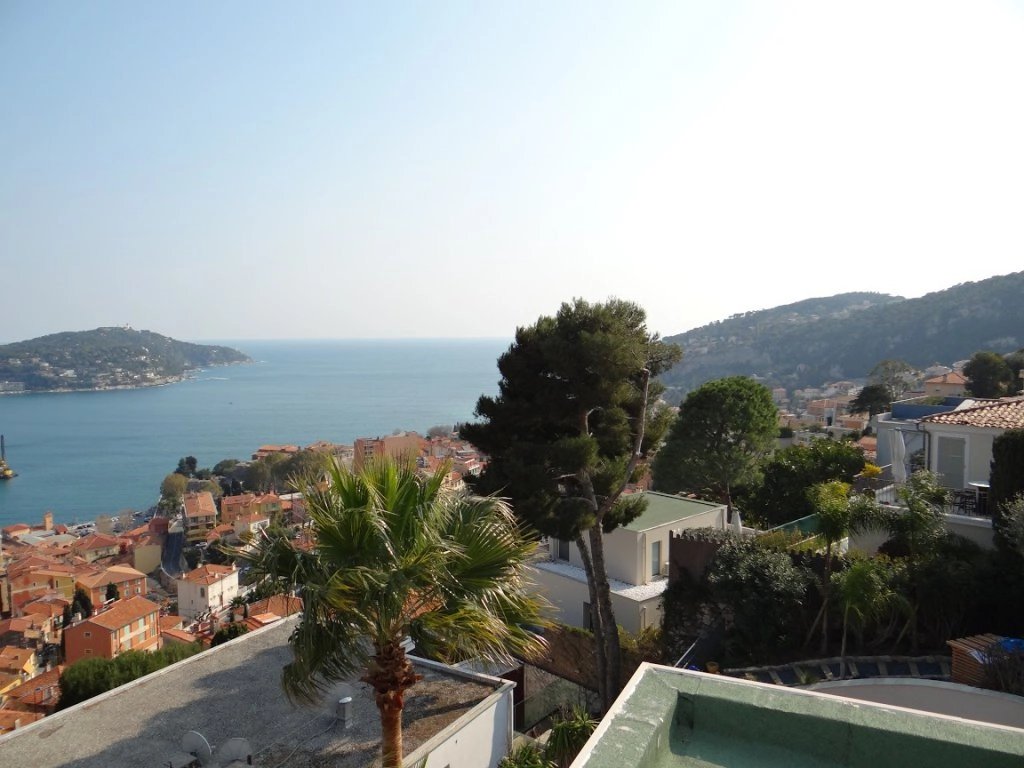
[0,434,16,479]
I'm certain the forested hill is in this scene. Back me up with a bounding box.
[661,271,1024,396]
[0,327,250,392]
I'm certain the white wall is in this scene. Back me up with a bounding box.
[407,667,514,768]
[527,565,663,634]
[849,510,995,554]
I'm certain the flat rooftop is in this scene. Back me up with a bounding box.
[623,492,724,531]
[572,664,1024,768]
[0,617,507,768]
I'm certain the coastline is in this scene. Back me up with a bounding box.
[0,361,250,396]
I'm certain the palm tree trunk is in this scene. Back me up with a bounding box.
[819,544,833,656]
[378,694,404,768]
[365,642,420,768]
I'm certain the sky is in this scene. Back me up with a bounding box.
[2,1,1023,343]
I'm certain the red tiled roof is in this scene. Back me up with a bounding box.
[76,564,147,589]
[161,628,198,644]
[22,597,69,619]
[247,594,303,618]
[85,596,160,630]
[924,371,967,385]
[2,664,63,709]
[184,491,218,518]
[72,533,121,551]
[0,646,35,671]
[921,397,1024,429]
[179,564,237,586]
[0,710,44,733]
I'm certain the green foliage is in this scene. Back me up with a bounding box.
[545,705,597,768]
[869,360,914,400]
[674,527,736,545]
[182,546,201,571]
[461,298,680,711]
[238,458,547,767]
[212,623,250,646]
[104,582,119,602]
[175,456,198,476]
[996,494,1024,559]
[990,430,1024,552]
[882,471,949,562]
[652,376,777,508]
[59,643,202,708]
[705,539,811,662]
[213,458,240,475]
[72,587,93,619]
[160,473,187,504]
[964,350,1014,398]
[849,383,892,416]
[499,744,552,768]
[464,298,681,540]
[739,437,866,527]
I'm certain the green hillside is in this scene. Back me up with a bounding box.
[0,327,250,392]
[661,272,1024,396]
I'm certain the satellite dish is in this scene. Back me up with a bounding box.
[215,737,253,766]
[181,730,213,766]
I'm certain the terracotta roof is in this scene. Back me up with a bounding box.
[183,491,217,518]
[1,524,31,536]
[2,665,63,709]
[161,628,198,644]
[76,565,146,589]
[247,593,303,618]
[0,617,43,635]
[0,646,35,670]
[72,533,121,551]
[22,597,69,619]
[0,710,44,734]
[921,397,1024,429]
[179,564,237,586]
[85,596,160,630]
[924,371,967,385]
[159,614,185,631]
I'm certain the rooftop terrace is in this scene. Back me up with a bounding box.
[0,617,512,768]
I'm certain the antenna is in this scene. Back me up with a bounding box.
[181,731,213,766]
[215,738,253,766]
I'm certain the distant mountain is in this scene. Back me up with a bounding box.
[660,272,1024,396]
[0,327,250,393]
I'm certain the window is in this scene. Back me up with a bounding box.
[83,631,91,638]
[557,538,570,561]
[651,540,662,578]
[84,649,92,655]
[200,587,205,598]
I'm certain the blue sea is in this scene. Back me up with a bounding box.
[0,339,509,528]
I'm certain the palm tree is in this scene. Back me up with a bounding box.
[806,481,883,654]
[831,558,894,678]
[238,458,548,768]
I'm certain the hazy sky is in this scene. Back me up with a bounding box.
[3,2,1023,343]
